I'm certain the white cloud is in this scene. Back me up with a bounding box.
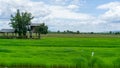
[71,0,86,6]
[0,0,50,28]
[98,1,120,23]
[43,5,97,32]
[44,6,94,21]
[98,1,120,9]
[45,1,120,32]
[47,0,85,7]
[67,5,79,10]
[0,0,120,32]
[0,0,50,18]
[0,20,11,29]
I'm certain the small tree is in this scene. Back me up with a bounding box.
[90,32,94,34]
[109,31,112,34]
[57,30,60,33]
[76,31,80,34]
[35,23,48,39]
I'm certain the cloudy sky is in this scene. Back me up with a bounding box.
[0,0,120,32]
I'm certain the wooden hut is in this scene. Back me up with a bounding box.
[0,29,15,36]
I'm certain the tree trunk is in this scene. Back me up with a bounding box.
[38,33,41,39]
[15,33,17,38]
[30,31,32,39]
[23,32,27,38]
[36,32,37,38]
[6,33,8,38]
[18,32,22,38]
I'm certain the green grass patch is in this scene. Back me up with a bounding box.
[0,37,120,47]
[0,35,119,68]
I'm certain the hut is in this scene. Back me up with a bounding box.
[30,23,40,32]
[0,29,15,36]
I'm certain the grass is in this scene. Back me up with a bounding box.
[0,34,119,68]
[0,37,120,47]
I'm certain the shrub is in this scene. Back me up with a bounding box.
[113,58,120,68]
[88,56,105,68]
[74,57,88,68]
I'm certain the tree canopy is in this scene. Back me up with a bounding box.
[35,23,48,39]
[10,9,34,38]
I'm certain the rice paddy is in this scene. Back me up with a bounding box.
[0,34,119,68]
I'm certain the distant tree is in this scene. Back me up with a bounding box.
[35,23,48,39]
[115,32,120,35]
[67,30,69,33]
[10,9,34,38]
[76,31,80,34]
[90,32,94,34]
[109,31,112,34]
[63,31,66,33]
[57,30,60,33]
[69,31,74,34]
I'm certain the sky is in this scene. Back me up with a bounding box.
[0,0,120,32]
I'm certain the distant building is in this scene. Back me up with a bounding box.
[0,29,15,33]
[0,29,15,36]
[30,23,40,32]
[0,23,41,33]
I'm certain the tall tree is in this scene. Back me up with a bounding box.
[10,9,34,38]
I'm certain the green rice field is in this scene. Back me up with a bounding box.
[0,34,120,68]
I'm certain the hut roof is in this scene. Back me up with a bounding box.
[31,23,40,26]
[0,29,15,33]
